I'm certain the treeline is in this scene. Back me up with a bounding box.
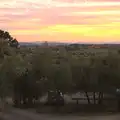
[0,30,120,109]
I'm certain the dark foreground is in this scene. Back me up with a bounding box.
[1,108,120,120]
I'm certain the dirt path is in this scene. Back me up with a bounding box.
[2,108,120,120]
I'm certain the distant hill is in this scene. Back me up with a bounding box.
[19,42,39,46]
[19,41,70,46]
[19,41,120,47]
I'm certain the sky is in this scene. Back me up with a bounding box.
[0,0,120,43]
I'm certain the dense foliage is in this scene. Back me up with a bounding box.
[0,30,120,109]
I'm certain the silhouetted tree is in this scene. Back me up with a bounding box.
[0,29,19,48]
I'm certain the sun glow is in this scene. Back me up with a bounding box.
[1,0,120,43]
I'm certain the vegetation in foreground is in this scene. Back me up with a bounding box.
[0,29,120,114]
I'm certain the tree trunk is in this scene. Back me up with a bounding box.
[13,94,20,107]
[22,96,27,105]
[85,92,91,104]
[0,97,6,118]
[98,92,103,104]
[28,96,33,107]
[101,92,103,104]
[93,92,96,104]
[118,99,120,111]
[98,92,101,104]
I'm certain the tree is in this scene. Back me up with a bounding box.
[71,56,104,104]
[88,55,120,105]
[52,65,72,94]
[0,29,19,48]
[20,47,53,105]
[70,56,91,103]
[0,52,27,112]
[0,30,24,110]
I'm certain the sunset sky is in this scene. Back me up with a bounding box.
[1,0,120,43]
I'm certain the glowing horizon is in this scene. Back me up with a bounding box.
[1,0,120,43]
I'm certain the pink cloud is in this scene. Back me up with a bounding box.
[0,0,120,42]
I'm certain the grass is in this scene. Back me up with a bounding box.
[36,103,118,115]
